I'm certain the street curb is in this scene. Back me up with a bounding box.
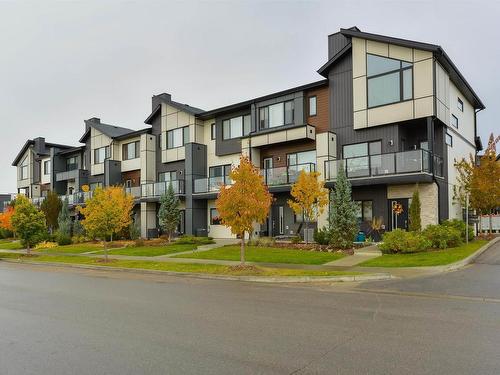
[440,236,500,272]
[0,258,393,283]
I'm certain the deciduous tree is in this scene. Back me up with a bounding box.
[288,170,328,243]
[158,182,181,242]
[41,191,62,234]
[0,206,15,232]
[216,156,273,264]
[10,195,46,254]
[79,186,134,261]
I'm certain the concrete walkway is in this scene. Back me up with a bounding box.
[323,244,381,267]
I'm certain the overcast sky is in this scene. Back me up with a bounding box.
[0,0,498,193]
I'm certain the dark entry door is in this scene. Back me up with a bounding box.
[388,199,409,230]
[271,205,284,237]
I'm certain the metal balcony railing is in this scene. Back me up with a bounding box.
[325,149,443,180]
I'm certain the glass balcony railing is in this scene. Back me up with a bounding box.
[141,180,185,197]
[261,163,316,186]
[193,176,232,194]
[325,150,442,180]
[124,186,142,198]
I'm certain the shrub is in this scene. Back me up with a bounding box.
[313,228,330,245]
[0,228,13,239]
[134,238,145,247]
[35,241,58,250]
[423,224,462,249]
[247,236,276,247]
[176,235,215,245]
[72,235,87,244]
[379,229,431,254]
[129,223,140,240]
[441,219,474,242]
[56,231,72,246]
[290,236,302,244]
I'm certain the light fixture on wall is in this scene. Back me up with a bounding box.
[388,140,394,146]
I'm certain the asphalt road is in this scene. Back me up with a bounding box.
[1,241,499,375]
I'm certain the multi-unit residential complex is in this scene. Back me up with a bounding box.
[7,27,484,239]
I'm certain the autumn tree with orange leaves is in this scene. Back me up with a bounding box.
[0,206,14,232]
[216,156,273,264]
[288,170,329,243]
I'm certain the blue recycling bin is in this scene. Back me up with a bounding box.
[355,231,366,242]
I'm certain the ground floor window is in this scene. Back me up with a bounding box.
[354,200,373,223]
[210,208,221,225]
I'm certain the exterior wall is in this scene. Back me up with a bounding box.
[118,136,141,172]
[352,37,434,129]
[161,103,197,163]
[90,127,112,176]
[387,182,439,227]
[121,169,141,186]
[259,140,316,168]
[306,85,329,133]
[140,133,156,184]
[17,148,33,190]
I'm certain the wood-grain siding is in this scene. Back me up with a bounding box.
[259,140,316,168]
[306,85,329,134]
[122,169,141,186]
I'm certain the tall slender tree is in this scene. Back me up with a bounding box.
[57,197,72,237]
[408,187,422,232]
[158,183,181,242]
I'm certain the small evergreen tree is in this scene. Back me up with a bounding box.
[328,168,358,249]
[40,191,62,234]
[408,187,422,232]
[158,183,181,242]
[58,198,72,237]
[72,215,85,237]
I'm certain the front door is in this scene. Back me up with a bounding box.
[389,199,409,230]
[271,205,285,237]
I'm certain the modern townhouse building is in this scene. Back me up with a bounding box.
[9,27,484,239]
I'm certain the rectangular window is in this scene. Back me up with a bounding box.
[446,133,453,146]
[367,54,413,108]
[159,171,177,182]
[67,156,78,170]
[308,96,317,116]
[287,150,316,166]
[211,123,216,140]
[451,114,458,129]
[123,141,140,160]
[158,133,162,149]
[20,156,28,180]
[354,200,373,223]
[94,146,110,164]
[259,100,294,129]
[209,164,231,177]
[210,208,221,225]
[457,98,464,112]
[89,182,103,191]
[167,126,189,149]
[222,115,250,140]
[343,141,381,159]
[43,160,51,175]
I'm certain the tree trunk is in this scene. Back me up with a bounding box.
[240,232,245,265]
[479,214,483,235]
[26,243,30,256]
[304,220,309,244]
[489,213,493,235]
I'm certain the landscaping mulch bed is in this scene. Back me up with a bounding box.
[271,242,355,255]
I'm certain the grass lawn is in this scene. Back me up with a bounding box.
[40,243,105,254]
[105,243,198,257]
[360,240,488,267]
[174,245,345,265]
[0,252,360,277]
[0,241,23,250]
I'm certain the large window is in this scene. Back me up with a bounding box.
[367,54,413,108]
[222,115,250,140]
[342,141,382,178]
[159,171,177,182]
[89,182,103,191]
[167,127,189,149]
[355,200,373,223]
[210,208,221,225]
[209,164,231,178]
[66,156,78,170]
[94,146,110,164]
[20,156,28,180]
[287,150,316,166]
[259,100,294,129]
[308,96,317,116]
[123,141,140,160]
[43,160,51,175]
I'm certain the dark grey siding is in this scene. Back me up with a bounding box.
[185,143,208,236]
[104,160,122,186]
[328,32,350,59]
[352,185,388,226]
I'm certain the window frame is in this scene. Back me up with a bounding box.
[308,96,317,117]
[258,100,295,130]
[366,53,413,109]
[451,114,459,129]
[354,200,373,223]
[342,140,382,159]
[20,155,28,180]
[211,123,216,140]
[222,115,251,140]
[94,146,110,164]
[166,126,190,149]
[123,140,140,160]
[287,150,316,166]
[158,171,177,182]
[445,133,453,146]
[457,97,464,112]
[43,160,51,175]
[210,208,222,225]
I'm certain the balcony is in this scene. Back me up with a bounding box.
[193,176,232,194]
[141,180,185,198]
[55,168,87,182]
[261,163,316,186]
[125,186,142,198]
[325,149,443,182]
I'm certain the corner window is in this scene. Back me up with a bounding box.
[457,98,464,112]
[123,141,140,160]
[211,123,216,140]
[210,208,221,225]
[367,54,413,108]
[445,133,453,146]
[43,160,51,175]
[308,96,317,116]
[94,146,110,164]
[167,126,189,149]
[20,156,28,180]
[259,100,294,129]
[451,114,458,129]
[222,115,250,140]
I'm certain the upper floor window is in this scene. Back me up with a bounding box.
[123,141,140,160]
[259,100,294,129]
[20,155,28,180]
[308,96,317,116]
[287,150,316,166]
[222,115,250,140]
[159,171,177,182]
[457,97,464,112]
[343,140,382,159]
[90,182,103,191]
[167,126,189,149]
[94,146,110,164]
[451,114,458,129]
[211,123,216,140]
[445,133,453,146]
[66,156,78,171]
[43,160,51,175]
[209,164,231,177]
[367,54,413,108]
